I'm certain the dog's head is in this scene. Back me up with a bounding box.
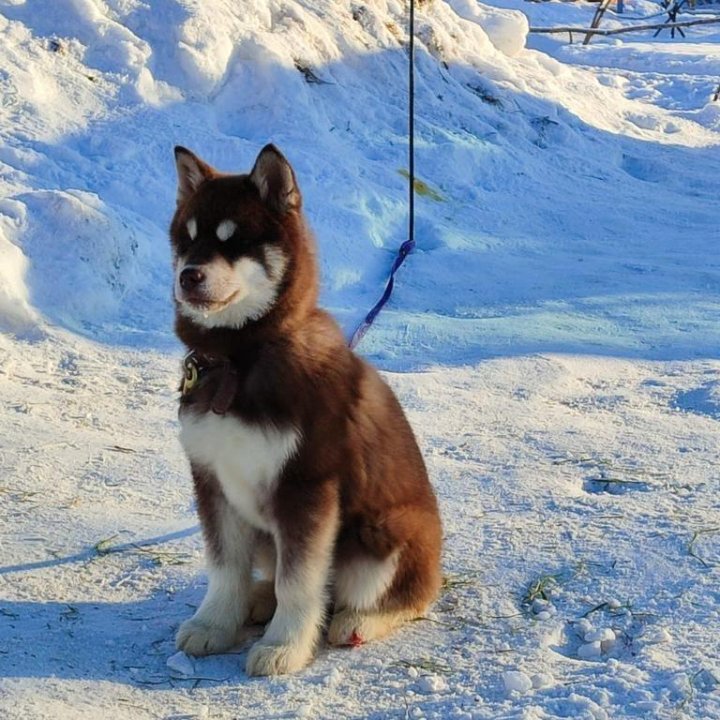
[170,144,306,331]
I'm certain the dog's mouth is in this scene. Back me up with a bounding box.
[178,288,243,313]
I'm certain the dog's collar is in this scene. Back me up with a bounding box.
[181,351,238,415]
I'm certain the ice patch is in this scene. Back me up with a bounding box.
[166,651,194,677]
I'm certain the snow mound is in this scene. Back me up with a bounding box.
[0,0,717,356]
[9,189,153,331]
[691,102,720,131]
[449,0,529,57]
[0,209,37,334]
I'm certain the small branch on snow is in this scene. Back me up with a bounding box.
[529,16,720,41]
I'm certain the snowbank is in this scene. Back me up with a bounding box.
[448,0,529,57]
[7,189,157,331]
[0,0,717,350]
[0,210,37,333]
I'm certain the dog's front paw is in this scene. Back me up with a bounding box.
[245,641,312,676]
[176,617,238,656]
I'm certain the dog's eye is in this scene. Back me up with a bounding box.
[216,220,237,243]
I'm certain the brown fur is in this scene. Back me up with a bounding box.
[171,144,442,667]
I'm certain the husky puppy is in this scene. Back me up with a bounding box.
[170,144,442,676]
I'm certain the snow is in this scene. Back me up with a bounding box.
[584,628,615,643]
[1,0,720,718]
[578,640,603,659]
[502,670,533,694]
[417,674,449,693]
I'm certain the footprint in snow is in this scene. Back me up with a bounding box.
[582,476,651,495]
[673,382,720,421]
[620,154,667,183]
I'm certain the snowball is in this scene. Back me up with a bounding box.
[633,701,662,713]
[642,628,672,645]
[297,702,314,718]
[324,667,342,688]
[578,641,602,659]
[531,673,554,689]
[418,675,448,693]
[166,651,194,676]
[628,113,659,131]
[584,628,615,643]
[503,670,533,694]
[536,611,551,621]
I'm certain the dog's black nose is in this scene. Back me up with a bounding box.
[180,267,205,291]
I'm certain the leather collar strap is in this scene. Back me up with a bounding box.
[181,351,238,416]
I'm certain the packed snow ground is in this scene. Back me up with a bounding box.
[1,0,719,718]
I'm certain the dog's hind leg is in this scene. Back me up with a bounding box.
[329,507,442,647]
[327,606,418,646]
[329,552,424,646]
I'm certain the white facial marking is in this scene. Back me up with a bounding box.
[264,246,287,281]
[186,217,197,240]
[216,219,237,242]
[176,253,286,329]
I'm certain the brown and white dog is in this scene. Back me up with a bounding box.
[170,143,442,676]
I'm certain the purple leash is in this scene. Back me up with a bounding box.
[348,238,416,349]
[349,0,416,350]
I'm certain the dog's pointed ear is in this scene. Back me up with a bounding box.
[174,146,214,205]
[249,144,301,215]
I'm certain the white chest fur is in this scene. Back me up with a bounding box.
[179,410,300,531]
